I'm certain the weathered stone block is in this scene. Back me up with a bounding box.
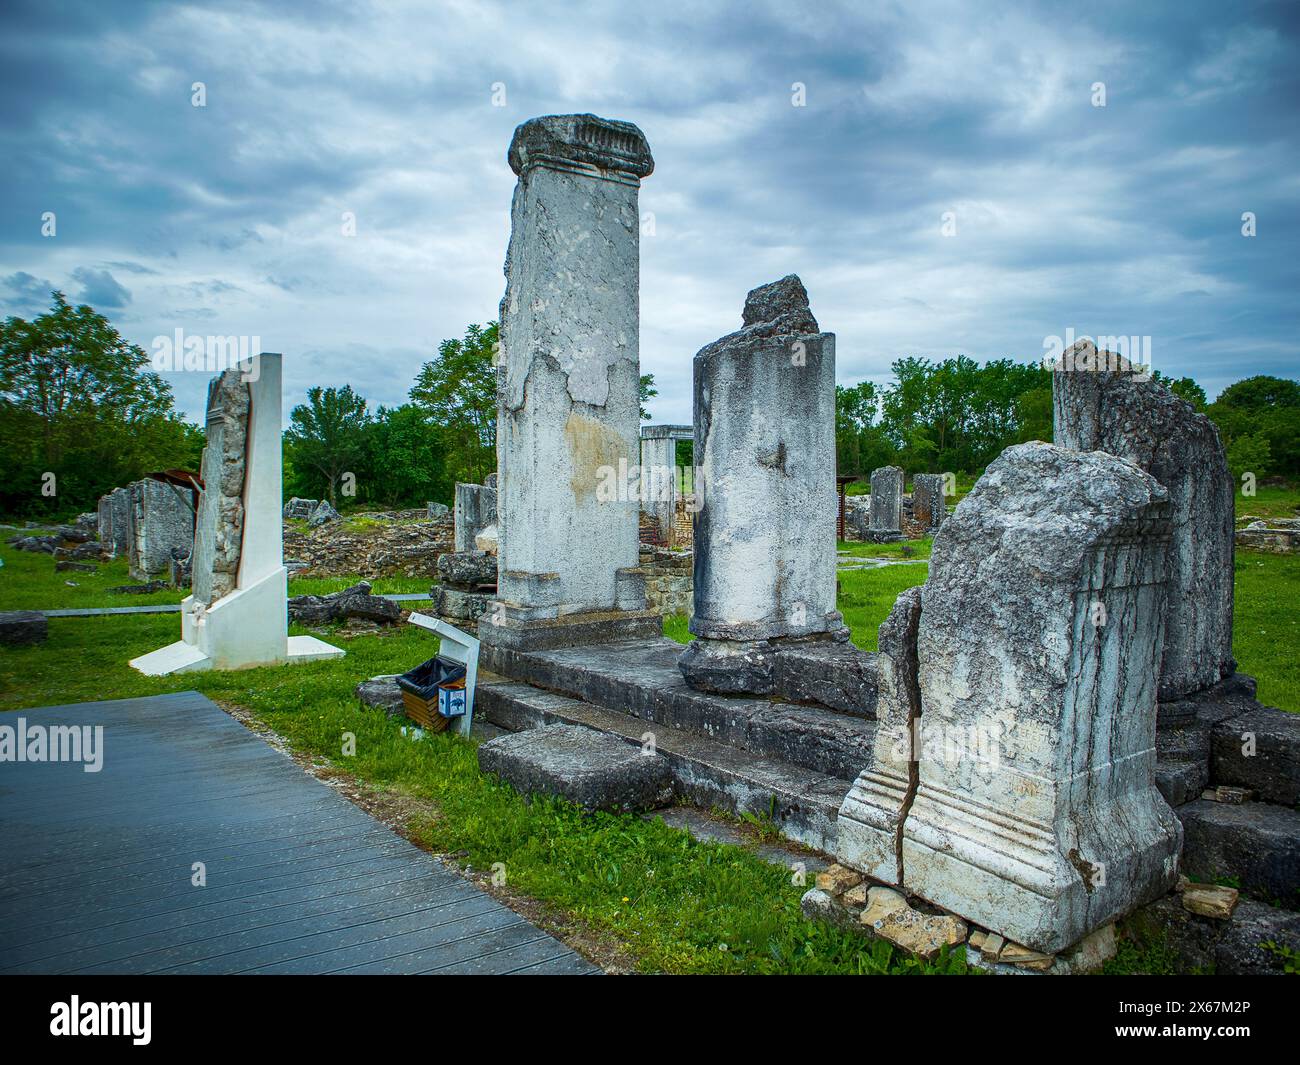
[1211,705,1300,806]
[129,478,194,581]
[453,483,497,554]
[436,550,498,589]
[477,723,673,812]
[911,473,946,531]
[1179,799,1300,903]
[1054,342,1234,699]
[192,369,249,605]
[868,466,903,534]
[901,442,1181,953]
[0,610,48,646]
[355,674,405,716]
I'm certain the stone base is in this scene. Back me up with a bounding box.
[430,585,495,622]
[1179,799,1300,902]
[129,634,344,676]
[677,637,775,694]
[477,723,674,812]
[477,608,661,653]
[0,610,49,647]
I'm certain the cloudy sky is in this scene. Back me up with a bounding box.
[2,0,1297,424]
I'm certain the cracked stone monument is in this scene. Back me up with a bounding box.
[1053,341,1234,699]
[96,486,132,558]
[911,473,946,532]
[131,354,344,675]
[899,442,1182,953]
[482,113,660,652]
[836,585,922,884]
[678,275,849,694]
[868,465,904,541]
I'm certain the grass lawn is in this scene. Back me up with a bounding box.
[0,541,431,610]
[1235,483,1300,523]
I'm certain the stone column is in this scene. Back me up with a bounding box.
[911,473,946,532]
[453,482,497,553]
[1053,341,1234,699]
[678,275,846,694]
[638,428,678,544]
[487,113,659,649]
[868,466,903,538]
[900,442,1182,953]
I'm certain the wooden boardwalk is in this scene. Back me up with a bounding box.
[0,692,597,975]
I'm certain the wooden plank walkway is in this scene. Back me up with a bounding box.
[0,692,597,975]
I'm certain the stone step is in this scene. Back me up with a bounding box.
[475,677,853,853]
[479,638,875,781]
[1179,799,1300,907]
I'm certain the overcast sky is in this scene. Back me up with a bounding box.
[2,0,1297,425]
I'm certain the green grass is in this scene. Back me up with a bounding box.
[1233,550,1300,712]
[1234,483,1300,523]
[0,610,965,975]
[838,537,933,560]
[0,542,431,610]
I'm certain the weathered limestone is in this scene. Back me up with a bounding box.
[97,487,132,558]
[487,113,657,647]
[911,473,946,532]
[899,442,1182,953]
[191,369,249,605]
[453,482,497,553]
[679,275,846,693]
[128,478,193,581]
[0,610,48,646]
[836,586,922,884]
[130,354,343,675]
[868,466,903,538]
[639,425,689,545]
[1053,341,1234,699]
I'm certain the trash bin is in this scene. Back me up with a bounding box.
[396,655,468,731]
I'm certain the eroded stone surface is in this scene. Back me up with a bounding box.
[129,478,194,582]
[0,610,48,646]
[191,370,249,605]
[1053,342,1234,699]
[453,483,497,554]
[682,275,844,693]
[901,442,1182,953]
[868,466,903,535]
[911,473,946,531]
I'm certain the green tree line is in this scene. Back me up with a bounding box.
[2,292,1296,519]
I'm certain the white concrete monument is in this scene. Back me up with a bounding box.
[131,353,343,675]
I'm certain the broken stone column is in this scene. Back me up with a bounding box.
[911,473,946,532]
[868,466,903,539]
[487,113,659,650]
[1053,342,1234,699]
[678,275,847,694]
[128,478,193,581]
[191,369,249,605]
[901,442,1182,953]
[453,481,497,553]
[836,585,922,883]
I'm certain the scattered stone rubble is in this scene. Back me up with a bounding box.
[287,580,402,626]
[1236,516,1300,553]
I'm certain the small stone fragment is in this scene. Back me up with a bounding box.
[982,932,1006,959]
[842,883,868,908]
[1182,883,1240,920]
[815,863,863,897]
[873,907,968,960]
[968,930,987,950]
[1214,785,1252,805]
[860,886,909,928]
[999,942,1056,970]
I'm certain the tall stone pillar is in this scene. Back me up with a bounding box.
[678,275,846,694]
[868,466,903,539]
[1053,341,1234,699]
[639,428,678,545]
[900,442,1182,953]
[486,114,660,650]
[453,481,497,553]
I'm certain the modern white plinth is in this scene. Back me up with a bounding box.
[130,353,343,676]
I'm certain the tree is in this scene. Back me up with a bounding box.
[411,322,498,485]
[0,291,197,517]
[639,373,657,421]
[285,385,371,505]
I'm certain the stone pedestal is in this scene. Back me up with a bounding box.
[131,354,343,675]
[911,473,945,532]
[485,113,658,650]
[868,466,903,539]
[1053,342,1234,699]
[639,426,685,545]
[679,275,846,694]
[900,442,1182,953]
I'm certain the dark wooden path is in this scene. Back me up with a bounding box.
[0,692,597,975]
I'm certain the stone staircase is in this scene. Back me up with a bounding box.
[475,638,873,852]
